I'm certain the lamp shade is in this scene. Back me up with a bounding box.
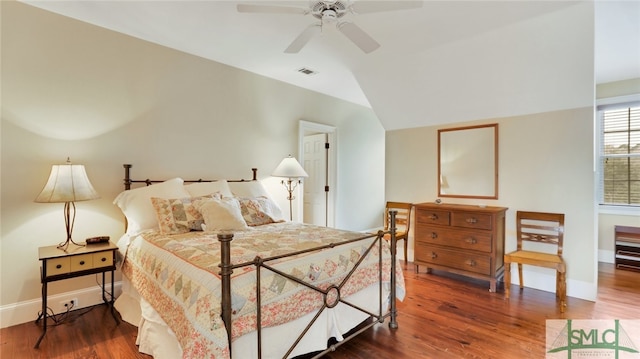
[271,155,308,178]
[35,162,100,203]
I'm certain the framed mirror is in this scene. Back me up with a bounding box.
[438,123,498,199]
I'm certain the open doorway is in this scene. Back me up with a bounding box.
[298,121,336,227]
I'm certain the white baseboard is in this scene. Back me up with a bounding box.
[0,282,122,329]
[504,266,597,302]
[598,249,615,264]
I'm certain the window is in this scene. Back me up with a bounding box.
[598,102,640,207]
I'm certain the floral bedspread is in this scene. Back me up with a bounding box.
[120,222,405,358]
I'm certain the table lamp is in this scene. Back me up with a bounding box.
[272,155,308,221]
[35,158,100,250]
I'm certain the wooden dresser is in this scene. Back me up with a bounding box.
[414,203,508,292]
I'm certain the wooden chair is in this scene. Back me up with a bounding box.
[504,211,566,312]
[383,202,413,266]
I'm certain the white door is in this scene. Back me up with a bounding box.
[303,133,328,226]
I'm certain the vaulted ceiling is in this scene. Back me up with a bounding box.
[21,1,640,130]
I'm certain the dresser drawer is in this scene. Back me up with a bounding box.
[417,225,492,252]
[451,211,492,230]
[70,254,93,272]
[416,244,491,276]
[416,209,450,226]
[93,251,113,268]
[414,203,507,292]
[46,257,70,275]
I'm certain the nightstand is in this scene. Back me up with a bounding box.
[35,241,119,348]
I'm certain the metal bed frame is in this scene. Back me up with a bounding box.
[122,164,400,358]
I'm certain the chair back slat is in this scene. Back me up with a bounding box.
[384,202,413,232]
[517,211,565,256]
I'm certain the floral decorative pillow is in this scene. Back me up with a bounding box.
[238,197,274,226]
[151,193,221,234]
[238,196,285,226]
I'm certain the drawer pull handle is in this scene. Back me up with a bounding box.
[431,252,438,259]
[431,232,438,239]
[56,264,62,269]
[79,261,85,265]
[465,238,477,244]
[466,260,476,267]
[429,214,438,220]
[101,257,107,262]
[466,218,478,224]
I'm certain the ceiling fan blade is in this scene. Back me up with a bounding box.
[337,22,380,53]
[237,4,308,15]
[285,24,321,53]
[351,0,423,14]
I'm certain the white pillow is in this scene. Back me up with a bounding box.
[194,197,250,232]
[260,196,285,222]
[184,180,233,198]
[228,181,272,198]
[113,178,190,235]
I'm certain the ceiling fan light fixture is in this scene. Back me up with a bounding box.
[321,9,338,22]
[311,1,347,20]
[238,0,422,53]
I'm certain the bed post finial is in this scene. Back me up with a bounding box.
[124,164,132,190]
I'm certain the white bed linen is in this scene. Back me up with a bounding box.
[115,228,404,359]
[115,275,389,359]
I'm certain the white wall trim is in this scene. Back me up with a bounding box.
[299,120,337,227]
[599,249,615,264]
[567,277,598,302]
[598,205,640,216]
[0,282,122,329]
[503,267,597,302]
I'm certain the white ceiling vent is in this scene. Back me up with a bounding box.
[297,67,318,76]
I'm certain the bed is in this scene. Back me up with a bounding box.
[113,164,405,358]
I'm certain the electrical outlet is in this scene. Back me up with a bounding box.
[58,298,78,312]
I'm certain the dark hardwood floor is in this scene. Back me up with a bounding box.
[2,262,638,358]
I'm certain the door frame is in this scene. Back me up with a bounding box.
[299,120,336,227]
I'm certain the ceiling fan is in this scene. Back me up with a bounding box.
[237,1,423,54]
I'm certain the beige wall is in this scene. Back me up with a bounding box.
[2,0,632,328]
[0,2,385,326]
[386,107,597,301]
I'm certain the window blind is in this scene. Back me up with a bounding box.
[598,104,640,206]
